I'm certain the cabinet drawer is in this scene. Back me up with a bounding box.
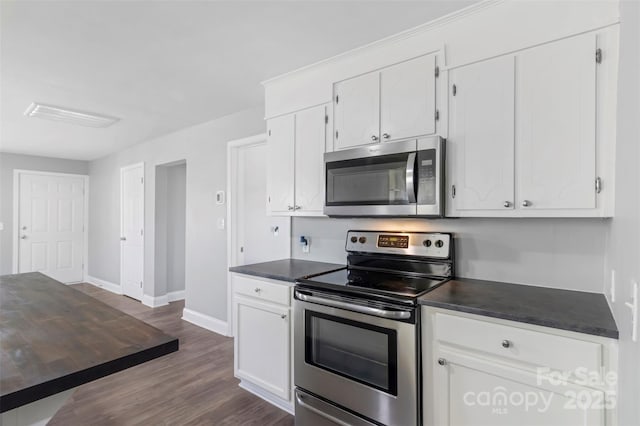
[233,274,290,306]
[434,313,602,373]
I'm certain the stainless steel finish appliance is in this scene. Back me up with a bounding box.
[323,137,445,217]
[294,231,454,426]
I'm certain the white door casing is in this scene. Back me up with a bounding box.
[16,172,86,283]
[120,163,144,301]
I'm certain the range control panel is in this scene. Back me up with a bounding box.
[345,231,451,259]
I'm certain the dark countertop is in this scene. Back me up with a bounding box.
[0,272,179,412]
[229,259,346,283]
[419,278,618,339]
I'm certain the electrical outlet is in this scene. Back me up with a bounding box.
[610,270,616,303]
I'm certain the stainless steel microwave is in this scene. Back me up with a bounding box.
[324,136,445,217]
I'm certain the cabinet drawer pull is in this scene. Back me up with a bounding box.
[437,358,447,366]
[502,339,511,348]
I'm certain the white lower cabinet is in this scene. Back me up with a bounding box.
[423,308,618,426]
[232,274,294,412]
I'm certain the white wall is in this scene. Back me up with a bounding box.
[292,217,608,293]
[604,1,640,425]
[0,152,89,275]
[88,106,265,321]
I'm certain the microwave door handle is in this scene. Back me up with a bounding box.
[406,152,417,204]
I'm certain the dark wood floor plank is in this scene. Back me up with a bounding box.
[49,283,294,425]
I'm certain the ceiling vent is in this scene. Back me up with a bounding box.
[24,103,120,128]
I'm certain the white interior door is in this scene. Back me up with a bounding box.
[121,163,144,300]
[18,172,85,283]
[237,143,290,265]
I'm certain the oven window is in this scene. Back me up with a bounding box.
[305,311,398,395]
[326,153,412,205]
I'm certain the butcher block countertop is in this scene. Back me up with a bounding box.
[0,272,178,412]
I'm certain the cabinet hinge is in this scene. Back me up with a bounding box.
[335,94,339,104]
[325,115,328,124]
[434,66,440,78]
[140,177,144,184]
[452,84,457,96]
[596,48,602,64]
[335,130,339,139]
[268,129,271,136]
[435,110,440,121]
[140,281,143,288]
[140,229,144,236]
[451,185,456,199]
[595,177,602,194]
[268,196,271,203]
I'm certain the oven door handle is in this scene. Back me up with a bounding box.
[406,152,417,204]
[295,290,411,320]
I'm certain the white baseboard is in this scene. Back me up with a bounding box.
[167,289,185,302]
[182,308,229,336]
[85,275,122,295]
[238,380,294,415]
[142,294,169,308]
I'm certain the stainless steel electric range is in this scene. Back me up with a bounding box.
[293,230,454,426]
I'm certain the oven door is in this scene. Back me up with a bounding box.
[324,139,418,216]
[294,289,419,426]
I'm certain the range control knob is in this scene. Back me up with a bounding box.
[423,240,432,247]
[350,236,358,243]
[435,240,444,248]
[359,237,367,244]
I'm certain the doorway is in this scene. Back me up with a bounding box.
[155,160,187,301]
[120,163,144,301]
[227,134,291,334]
[13,170,88,283]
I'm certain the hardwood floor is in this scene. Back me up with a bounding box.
[50,283,294,426]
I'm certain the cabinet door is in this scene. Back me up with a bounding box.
[334,72,380,150]
[295,105,327,214]
[516,33,597,210]
[449,55,515,211]
[380,54,436,141]
[266,114,295,214]
[433,348,605,426]
[234,296,290,400]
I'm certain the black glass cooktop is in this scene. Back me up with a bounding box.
[300,267,447,299]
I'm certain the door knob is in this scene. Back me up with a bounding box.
[371,135,379,141]
[120,237,127,241]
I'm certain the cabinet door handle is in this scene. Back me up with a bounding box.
[254,288,261,293]
[503,201,512,208]
[502,339,511,348]
[437,358,447,366]
[521,200,531,207]
[382,133,390,139]
[294,205,301,210]
[281,314,287,320]
[287,205,294,211]
[371,135,379,142]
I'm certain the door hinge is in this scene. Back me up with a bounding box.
[595,177,602,194]
[325,115,328,124]
[435,66,440,78]
[452,84,457,96]
[335,130,339,139]
[596,48,602,64]
[435,110,440,121]
[451,185,456,199]
[335,94,339,104]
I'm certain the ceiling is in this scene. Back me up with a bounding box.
[0,1,475,161]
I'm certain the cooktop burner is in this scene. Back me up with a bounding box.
[297,230,454,302]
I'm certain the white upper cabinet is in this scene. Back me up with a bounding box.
[516,33,597,211]
[294,105,326,213]
[333,53,438,151]
[448,55,515,212]
[266,114,295,214]
[333,72,380,150]
[267,104,328,216]
[380,54,437,142]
